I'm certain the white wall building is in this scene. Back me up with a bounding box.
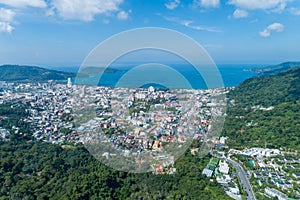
[264,187,288,200]
[220,136,228,144]
[219,160,229,174]
[67,78,72,88]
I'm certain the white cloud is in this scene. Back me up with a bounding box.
[117,10,129,20]
[259,29,271,37]
[228,0,289,11]
[0,0,47,8]
[45,7,55,17]
[198,0,220,8]
[0,8,15,33]
[0,21,13,33]
[0,8,15,22]
[165,0,180,10]
[259,22,284,37]
[51,0,123,21]
[268,22,284,31]
[290,7,300,15]
[164,16,221,32]
[232,9,248,18]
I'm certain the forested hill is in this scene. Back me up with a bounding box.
[223,67,300,150]
[251,61,300,76]
[0,65,75,82]
[228,66,300,107]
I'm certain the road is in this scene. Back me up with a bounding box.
[225,158,256,200]
[212,153,256,200]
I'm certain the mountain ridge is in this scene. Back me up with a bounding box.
[0,65,75,82]
[250,61,300,76]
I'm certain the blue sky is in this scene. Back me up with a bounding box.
[0,0,300,67]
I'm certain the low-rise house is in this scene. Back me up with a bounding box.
[228,187,240,195]
[202,168,213,178]
[0,127,10,140]
[264,187,288,200]
[216,174,231,184]
[293,172,300,179]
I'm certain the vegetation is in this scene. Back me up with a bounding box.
[0,103,32,141]
[1,64,300,199]
[0,103,229,199]
[0,138,230,199]
[228,67,300,107]
[250,61,300,76]
[223,67,300,150]
[0,65,75,82]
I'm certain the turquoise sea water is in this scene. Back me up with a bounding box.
[55,64,264,89]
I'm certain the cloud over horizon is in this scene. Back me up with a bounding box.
[198,0,220,8]
[0,0,47,8]
[0,8,15,33]
[165,0,180,10]
[164,16,221,32]
[228,0,289,11]
[259,22,284,37]
[50,0,124,22]
[232,9,248,18]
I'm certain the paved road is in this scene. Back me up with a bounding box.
[212,153,256,200]
[225,158,256,200]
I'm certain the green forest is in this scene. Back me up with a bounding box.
[0,140,229,199]
[223,67,300,150]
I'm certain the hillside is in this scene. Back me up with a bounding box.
[250,61,300,76]
[228,66,300,107]
[0,65,75,82]
[223,67,300,150]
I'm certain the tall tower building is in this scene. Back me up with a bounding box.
[67,78,72,88]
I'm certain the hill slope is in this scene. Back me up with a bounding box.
[251,61,300,76]
[0,65,75,82]
[228,66,300,107]
[223,67,300,150]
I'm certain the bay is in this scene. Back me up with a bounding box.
[54,64,264,89]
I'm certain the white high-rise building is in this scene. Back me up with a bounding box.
[148,86,155,93]
[67,78,72,88]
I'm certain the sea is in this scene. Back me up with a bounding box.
[54,64,265,89]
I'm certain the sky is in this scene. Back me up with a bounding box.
[0,0,300,67]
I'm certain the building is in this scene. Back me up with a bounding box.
[67,78,72,88]
[219,160,229,174]
[219,136,228,144]
[148,86,155,93]
[292,172,300,179]
[241,148,281,158]
[202,168,213,178]
[216,174,231,184]
[229,187,240,195]
[264,187,288,200]
[0,127,10,139]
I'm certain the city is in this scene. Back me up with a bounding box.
[1,79,299,199]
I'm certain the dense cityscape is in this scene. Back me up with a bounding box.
[1,78,299,200]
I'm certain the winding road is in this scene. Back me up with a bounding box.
[212,153,256,200]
